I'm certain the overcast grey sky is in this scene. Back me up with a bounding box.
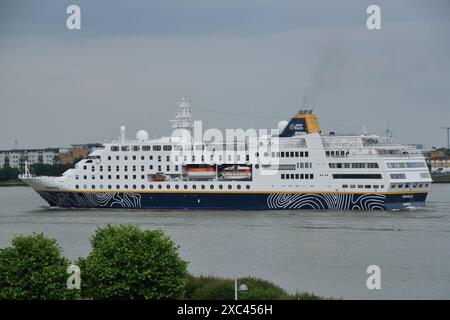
[1,0,449,149]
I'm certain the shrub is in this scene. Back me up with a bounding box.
[186,275,326,300]
[0,233,77,300]
[78,224,187,299]
[186,275,287,300]
[189,276,235,300]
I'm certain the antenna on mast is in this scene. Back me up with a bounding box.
[170,98,194,135]
[385,122,392,142]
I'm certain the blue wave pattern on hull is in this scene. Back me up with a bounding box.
[38,191,142,208]
[35,191,426,210]
[266,193,386,210]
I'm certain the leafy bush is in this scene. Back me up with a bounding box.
[77,224,187,299]
[0,234,77,300]
[188,276,235,300]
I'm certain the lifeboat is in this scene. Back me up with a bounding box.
[185,166,216,178]
[220,166,251,180]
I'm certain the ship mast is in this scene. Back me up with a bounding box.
[170,98,194,139]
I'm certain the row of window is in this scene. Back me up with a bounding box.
[75,184,252,191]
[332,174,382,179]
[386,162,426,169]
[391,183,429,189]
[111,145,216,152]
[105,154,253,162]
[329,162,379,169]
[111,144,312,156]
[342,184,384,189]
[281,173,314,180]
[326,150,348,157]
[82,165,178,173]
[277,151,309,158]
[77,174,147,180]
[390,173,406,180]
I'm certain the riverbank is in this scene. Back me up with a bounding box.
[0,180,27,187]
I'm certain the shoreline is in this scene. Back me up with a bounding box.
[0,180,27,187]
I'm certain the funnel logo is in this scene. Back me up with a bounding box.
[280,118,308,137]
[292,123,304,130]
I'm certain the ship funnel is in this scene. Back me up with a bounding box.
[279,110,320,137]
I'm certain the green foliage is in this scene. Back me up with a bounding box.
[0,234,77,300]
[77,224,188,300]
[0,166,21,181]
[186,275,326,300]
[280,291,325,300]
[31,163,72,177]
[188,276,235,300]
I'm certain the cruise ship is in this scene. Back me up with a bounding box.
[20,99,432,210]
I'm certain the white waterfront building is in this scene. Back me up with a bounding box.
[0,148,60,169]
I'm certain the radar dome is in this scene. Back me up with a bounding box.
[136,130,149,142]
[277,120,288,131]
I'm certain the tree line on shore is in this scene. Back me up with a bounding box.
[0,159,82,182]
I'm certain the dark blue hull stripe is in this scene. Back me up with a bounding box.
[36,191,428,211]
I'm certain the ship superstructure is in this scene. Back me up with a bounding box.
[20,99,432,210]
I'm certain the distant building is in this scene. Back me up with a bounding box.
[59,147,89,165]
[427,150,450,172]
[0,148,60,169]
[0,143,103,169]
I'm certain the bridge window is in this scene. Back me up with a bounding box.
[390,173,406,179]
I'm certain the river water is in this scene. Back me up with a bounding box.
[0,185,449,299]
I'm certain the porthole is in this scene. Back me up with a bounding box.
[184,185,188,189]
[246,185,250,190]
[175,185,179,189]
[219,185,223,190]
[192,185,197,190]
[167,184,171,189]
[255,164,259,169]
[133,185,137,189]
[116,185,120,189]
[108,185,112,189]
[210,185,214,189]
[75,185,79,189]
[92,185,96,189]
[201,185,205,189]
[149,185,154,189]
[141,185,145,189]
[228,185,232,190]
[124,185,128,189]
[237,185,241,190]
[100,185,104,190]
[158,185,162,189]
